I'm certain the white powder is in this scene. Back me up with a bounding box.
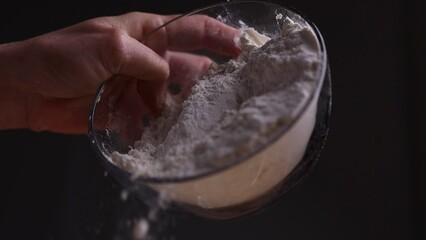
[110,17,321,180]
[132,218,149,240]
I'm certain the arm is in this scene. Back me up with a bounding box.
[0,12,241,134]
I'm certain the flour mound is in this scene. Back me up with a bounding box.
[111,18,322,178]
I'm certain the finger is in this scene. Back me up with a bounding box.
[113,12,240,60]
[108,68,166,116]
[166,51,212,98]
[116,36,170,82]
[112,79,149,147]
[145,14,242,57]
[92,78,150,147]
[107,78,154,122]
[137,78,167,117]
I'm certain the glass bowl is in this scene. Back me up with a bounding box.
[88,0,331,220]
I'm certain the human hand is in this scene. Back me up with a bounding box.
[0,12,241,134]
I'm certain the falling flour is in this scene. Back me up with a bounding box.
[111,17,322,181]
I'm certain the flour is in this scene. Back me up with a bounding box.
[110,17,321,179]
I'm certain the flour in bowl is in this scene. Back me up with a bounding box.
[110,17,322,179]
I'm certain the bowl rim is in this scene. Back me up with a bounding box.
[88,0,329,184]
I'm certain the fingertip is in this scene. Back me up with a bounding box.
[155,56,170,82]
[229,29,243,58]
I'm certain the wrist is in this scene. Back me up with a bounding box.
[0,42,28,130]
[0,88,27,131]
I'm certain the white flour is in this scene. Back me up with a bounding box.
[111,17,321,179]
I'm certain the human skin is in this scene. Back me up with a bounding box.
[0,12,240,134]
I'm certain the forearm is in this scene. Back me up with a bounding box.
[0,42,28,130]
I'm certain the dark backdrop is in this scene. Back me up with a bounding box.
[0,0,424,239]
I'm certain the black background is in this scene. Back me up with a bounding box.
[0,0,425,239]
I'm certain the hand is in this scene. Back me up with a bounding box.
[0,12,241,134]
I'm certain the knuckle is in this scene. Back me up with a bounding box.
[99,27,130,73]
[105,28,128,57]
[123,11,146,19]
[85,19,128,58]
